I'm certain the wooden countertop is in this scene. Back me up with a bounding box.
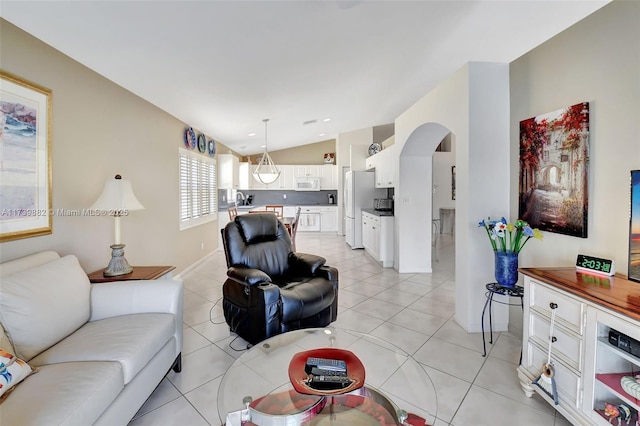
[519,267,640,322]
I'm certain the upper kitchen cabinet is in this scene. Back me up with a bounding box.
[364,146,396,188]
[376,146,396,188]
[294,165,321,178]
[218,154,239,189]
[320,165,338,190]
[238,162,250,190]
[274,165,294,190]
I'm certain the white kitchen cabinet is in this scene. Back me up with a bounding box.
[320,165,338,190]
[238,162,250,190]
[218,154,239,189]
[294,165,321,178]
[274,165,294,190]
[517,269,640,426]
[320,206,337,232]
[364,146,395,188]
[365,153,377,171]
[362,211,394,267]
[375,146,395,188]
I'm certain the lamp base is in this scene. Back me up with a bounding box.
[103,244,133,277]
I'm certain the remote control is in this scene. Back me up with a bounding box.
[310,367,347,377]
[309,375,352,390]
[305,357,347,373]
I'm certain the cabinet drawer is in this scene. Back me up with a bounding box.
[530,312,583,372]
[526,341,582,409]
[530,280,585,335]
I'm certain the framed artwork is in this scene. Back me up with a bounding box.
[629,170,640,283]
[451,165,456,200]
[518,102,590,238]
[0,71,52,242]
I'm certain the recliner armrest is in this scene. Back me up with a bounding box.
[228,266,272,286]
[315,265,339,282]
[288,252,326,276]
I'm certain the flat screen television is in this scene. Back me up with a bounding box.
[629,170,640,282]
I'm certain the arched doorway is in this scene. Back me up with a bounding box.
[395,122,453,273]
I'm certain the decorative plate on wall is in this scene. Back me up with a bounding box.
[368,143,381,156]
[197,133,206,153]
[208,139,217,157]
[184,127,196,150]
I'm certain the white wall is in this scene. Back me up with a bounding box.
[394,62,511,332]
[508,1,640,335]
[0,20,218,273]
[432,152,455,221]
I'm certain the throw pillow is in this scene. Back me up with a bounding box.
[0,255,91,361]
[0,348,36,402]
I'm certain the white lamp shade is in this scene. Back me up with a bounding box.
[90,175,144,213]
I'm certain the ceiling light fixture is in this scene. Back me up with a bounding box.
[253,118,280,185]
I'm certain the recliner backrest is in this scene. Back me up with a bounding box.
[222,213,292,277]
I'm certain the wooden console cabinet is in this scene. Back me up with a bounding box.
[518,267,640,425]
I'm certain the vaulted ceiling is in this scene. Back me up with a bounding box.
[1,1,610,154]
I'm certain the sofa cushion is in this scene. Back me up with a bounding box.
[0,255,91,361]
[0,361,123,426]
[29,313,175,384]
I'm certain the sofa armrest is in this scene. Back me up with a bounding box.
[90,279,183,320]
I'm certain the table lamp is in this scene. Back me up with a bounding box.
[90,174,144,276]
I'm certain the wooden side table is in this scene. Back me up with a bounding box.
[88,265,175,283]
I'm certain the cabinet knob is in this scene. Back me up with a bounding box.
[549,302,558,309]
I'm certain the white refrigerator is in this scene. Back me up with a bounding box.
[344,171,386,248]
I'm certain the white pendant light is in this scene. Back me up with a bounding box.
[253,118,280,185]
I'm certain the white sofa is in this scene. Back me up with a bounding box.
[0,251,183,425]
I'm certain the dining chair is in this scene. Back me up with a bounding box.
[228,206,238,221]
[265,205,284,218]
[291,207,302,252]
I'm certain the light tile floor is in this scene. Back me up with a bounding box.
[129,232,570,426]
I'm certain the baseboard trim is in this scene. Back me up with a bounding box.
[174,251,217,281]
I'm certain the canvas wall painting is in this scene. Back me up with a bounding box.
[518,102,589,238]
[0,71,52,242]
[630,170,640,283]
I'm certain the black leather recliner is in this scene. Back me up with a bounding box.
[221,213,339,344]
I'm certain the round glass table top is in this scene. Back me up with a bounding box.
[218,327,437,425]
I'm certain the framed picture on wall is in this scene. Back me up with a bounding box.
[518,102,590,238]
[0,71,53,242]
[451,166,456,200]
[629,170,640,283]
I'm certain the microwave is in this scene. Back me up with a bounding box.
[374,198,393,211]
[295,177,321,191]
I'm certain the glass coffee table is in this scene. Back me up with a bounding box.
[218,327,437,425]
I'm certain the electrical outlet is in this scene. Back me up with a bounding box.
[201,242,204,250]
[283,194,287,199]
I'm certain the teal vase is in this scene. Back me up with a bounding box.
[494,251,519,288]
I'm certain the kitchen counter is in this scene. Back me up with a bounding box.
[362,208,394,217]
[226,203,337,210]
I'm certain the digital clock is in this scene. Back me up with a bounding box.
[575,254,615,276]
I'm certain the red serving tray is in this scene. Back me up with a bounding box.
[288,348,366,396]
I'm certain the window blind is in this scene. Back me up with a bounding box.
[179,148,217,230]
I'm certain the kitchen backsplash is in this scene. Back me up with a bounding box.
[219,189,338,208]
